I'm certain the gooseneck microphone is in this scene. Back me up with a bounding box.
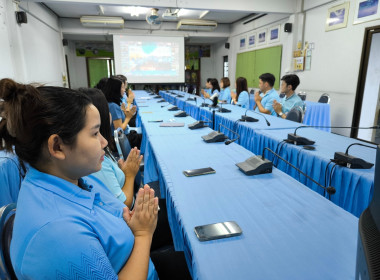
[333,142,376,169]
[288,125,380,146]
[240,108,271,126]
[200,96,209,107]
[219,123,240,145]
[262,147,336,199]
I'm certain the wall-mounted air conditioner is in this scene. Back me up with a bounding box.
[80,16,124,28]
[177,19,217,31]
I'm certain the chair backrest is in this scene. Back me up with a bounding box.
[279,93,285,98]
[286,107,303,123]
[117,131,132,160]
[249,89,255,95]
[318,93,330,104]
[298,93,306,101]
[0,203,17,280]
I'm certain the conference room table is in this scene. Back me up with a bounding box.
[134,90,358,280]
[156,90,375,217]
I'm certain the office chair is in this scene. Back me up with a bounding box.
[0,203,17,280]
[286,107,303,123]
[279,93,285,98]
[318,93,330,104]
[114,129,143,190]
[298,92,307,101]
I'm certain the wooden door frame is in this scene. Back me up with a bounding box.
[351,25,380,138]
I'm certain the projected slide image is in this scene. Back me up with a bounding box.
[121,42,179,77]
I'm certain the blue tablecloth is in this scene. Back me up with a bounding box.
[134,91,358,280]
[150,91,375,217]
[303,101,331,132]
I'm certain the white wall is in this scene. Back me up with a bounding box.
[64,41,88,89]
[298,0,380,136]
[0,0,65,85]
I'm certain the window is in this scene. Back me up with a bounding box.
[223,56,228,77]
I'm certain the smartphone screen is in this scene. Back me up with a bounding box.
[194,221,242,241]
[183,167,215,177]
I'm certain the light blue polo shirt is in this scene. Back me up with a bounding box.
[236,90,249,109]
[10,167,158,280]
[280,93,304,114]
[255,88,280,116]
[109,102,131,135]
[220,87,231,103]
[92,155,127,203]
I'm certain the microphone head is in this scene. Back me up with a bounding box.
[326,186,336,195]
[225,140,232,145]
[266,120,271,126]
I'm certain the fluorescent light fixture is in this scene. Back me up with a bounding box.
[124,6,149,17]
[80,16,124,28]
[199,10,209,19]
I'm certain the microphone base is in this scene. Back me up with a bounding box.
[187,98,196,101]
[333,152,374,169]
[177,95,184,98]
[236,156,273,176]
[157,99,166,103]
[174,111,187,117]
[168,106,179,111]
[219,108,231,113]
[200,103,209,107]
[240,115,259,122]
[153,95,162,99]
[286,133,315,145]
[188,121,207,130]
[201,131,227,143]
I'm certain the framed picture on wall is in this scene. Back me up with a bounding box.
[269,25,280,43]
[247,33,256,48]
[239,35,247,50]
[257,29,267,46]
[325,2,350,31]
[353,0,380,25]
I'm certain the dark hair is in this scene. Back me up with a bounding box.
[221,77,230,89]
[103,77,123,105]
[210,78,220,93]
[0,79,92,167]
[94,77,108,93]
[116,74,127,84]
[206,78,212,83]
[236,77,248,100]
[281,74,300,91]
[259,73,275,87]
[78,88,115,152]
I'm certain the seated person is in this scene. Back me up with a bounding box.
[231,77,249,108]
[79,87,141,209]
[219,77,231,104]
[103,76,142,149]
[202,78,220,104]
[116,74,137,127]
[2,79,158,279]
[200,78,212,96]
[254,73,280,116]
[273,74,304,118]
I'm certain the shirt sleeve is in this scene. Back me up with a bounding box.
[237,91,249,108]
[225,88,232,104]
[109,103,124,122]
[99,160,127,203]
[19,219,118,279]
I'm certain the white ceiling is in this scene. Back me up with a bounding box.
[44,2,253,24]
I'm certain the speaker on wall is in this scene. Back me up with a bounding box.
[225,42,230,49]
[62,39,69,46]
[284,23,292,33]
[15,11,27,24]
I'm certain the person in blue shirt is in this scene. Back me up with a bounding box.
[202,78,220,103]
[200,78,212,96]
[219,77,232,104]
[231,77,250,108]
[273,74,304,118]
[0,78,158,279]
[103,76,142,148]
[254,73,280,116]
[116,74,138,127]
[79,87,142,209]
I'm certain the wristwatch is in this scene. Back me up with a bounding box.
[278,112,283,117]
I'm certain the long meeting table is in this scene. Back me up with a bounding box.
[134,90,358,280]
[157,90,375,218]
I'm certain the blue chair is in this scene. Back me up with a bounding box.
[298,93,307,101]
[286,106,303,123]
[279,93,285,98]
[0,203,17,280]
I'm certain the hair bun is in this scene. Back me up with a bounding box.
[0,78,25,102]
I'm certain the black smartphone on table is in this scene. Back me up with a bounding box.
[194,221,242,241]
[183,167,215,177]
